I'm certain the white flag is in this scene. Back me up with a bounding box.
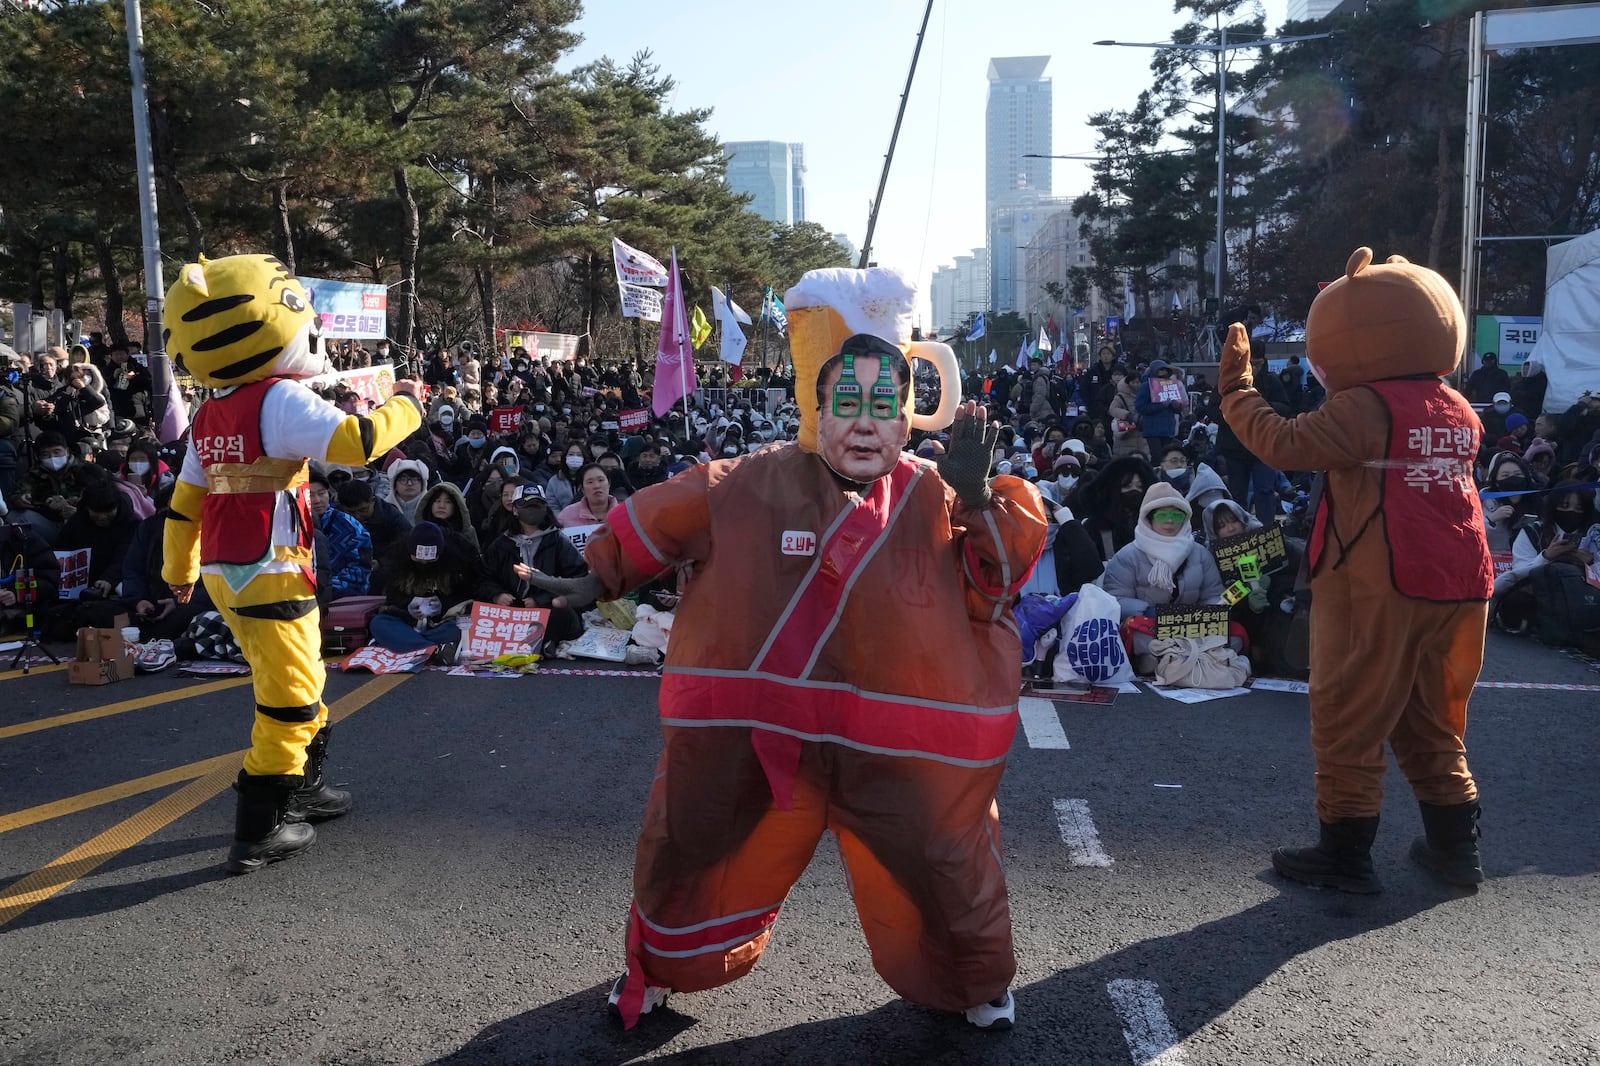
[1038,325,1052,353]
[711,286,752,325]
[988,349,997,364]
[1123,275,1135,321]
[612,237,669,288]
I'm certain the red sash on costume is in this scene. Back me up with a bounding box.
[192,378,313,567]
[1311,379,1492,602]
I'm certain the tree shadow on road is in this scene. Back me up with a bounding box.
[426,875,1455,1065]
[0,834,231,934]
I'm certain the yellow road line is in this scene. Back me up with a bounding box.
[0,672,411,929]
[0,677,254,740]
[0,663,69,682]
[0,751,243,835]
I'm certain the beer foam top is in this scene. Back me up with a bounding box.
[785,267,916,345]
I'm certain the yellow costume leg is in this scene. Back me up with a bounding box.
[203,572,327,777]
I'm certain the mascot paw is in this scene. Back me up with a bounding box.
[1220,322,1254,393]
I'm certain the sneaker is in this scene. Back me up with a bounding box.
[429,640,459,667]
[134,639,177,673]
[964,990,1015,1030]
[607,974,670,1020]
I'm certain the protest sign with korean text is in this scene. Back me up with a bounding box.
[297,276,388,340]
[561,524,602,553]
[489,406,523,435]
[1209,526,1289,582]
[1148,377,1189,407]
[1154,604,1231,641]
[462,602,550,661]
[54,549,91,600]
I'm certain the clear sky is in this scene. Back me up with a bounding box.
[564,0,1288,324]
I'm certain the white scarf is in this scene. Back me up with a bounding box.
[1133,522,1194,593]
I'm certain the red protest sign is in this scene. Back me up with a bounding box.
[462,602,550,661]
[489,406,523,435]
[619,408,650,431]
[340,645,434,674]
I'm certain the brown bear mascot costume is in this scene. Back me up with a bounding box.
[1220,247,1493,894]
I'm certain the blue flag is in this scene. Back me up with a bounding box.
[761,286,788,335]
[968,312,986,341]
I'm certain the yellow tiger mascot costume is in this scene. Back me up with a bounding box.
[162,255,423,873]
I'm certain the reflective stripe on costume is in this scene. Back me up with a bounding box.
[659,668,1017,767]
[632,899,783,957]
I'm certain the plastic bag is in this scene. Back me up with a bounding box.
[1053,583,1133,687]
[632,605,674,653]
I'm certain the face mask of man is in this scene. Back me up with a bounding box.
[127,460,151,476]
[468,435,487,449]
[565,455,583,470]
[43,455,69,472]
[1494,402,1511,415]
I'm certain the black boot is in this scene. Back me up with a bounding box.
[286,727,353,823]
[1410,800,1483,887]
[227,771,316,874]
[1271,817,1382,894]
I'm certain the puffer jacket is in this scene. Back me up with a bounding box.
[1099,537,1224,620]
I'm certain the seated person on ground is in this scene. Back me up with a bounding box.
[477,483,590,647]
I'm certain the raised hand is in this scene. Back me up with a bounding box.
[936,400,1002,509]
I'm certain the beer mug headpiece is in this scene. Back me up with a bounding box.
[786,266,961,452]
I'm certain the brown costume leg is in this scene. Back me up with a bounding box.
[827,751,1015,1012]
[1388,601,1485,806]
[1308,539,1485,820]
[627,727,826,994]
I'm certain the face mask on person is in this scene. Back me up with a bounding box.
[127,460,151,476]
[1057,474,1079,493]
[43,455,68,472]
[722,445,739,457]
[468,435,487,449]
[1494,402,1511,415]
[1496,477,1529,494]
[1120,487,1144,508]
[439,413,455,427]
[1555,510,1586,534]
[498,459,516,474]
[565,455,584,470]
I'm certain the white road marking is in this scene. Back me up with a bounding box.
[1018,697,1070,749]
[1052,798,1112,867]
[1106,978,1188,1065]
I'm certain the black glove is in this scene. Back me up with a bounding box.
[522,569,604,603]
[937,407,1001,509]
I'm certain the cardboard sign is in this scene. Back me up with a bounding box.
[462,602,549,662]
[619,408,651,431]
[305,364,396,409]
[54,549,91,600]
[489,406,523,435]
[1209,526,1289,582]
[561,524,602,553]
[340,644,434,674]
[562,626,632,662]
[1149,378,1188,406]
[1153,604,1232,642]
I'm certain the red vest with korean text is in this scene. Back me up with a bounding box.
[1311,378,1492,602]
[191,378,313,567]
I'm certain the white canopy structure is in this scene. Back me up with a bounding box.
[1529,229,1600,414]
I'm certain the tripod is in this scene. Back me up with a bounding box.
[5,563,60,674]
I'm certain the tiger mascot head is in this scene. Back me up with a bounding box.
[164,254,330,388]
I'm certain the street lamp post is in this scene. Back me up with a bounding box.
[1094,27,1331,309]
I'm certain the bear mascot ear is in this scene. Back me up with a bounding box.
[1305,246,1465,394]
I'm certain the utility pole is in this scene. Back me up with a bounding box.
[125,0,170,433]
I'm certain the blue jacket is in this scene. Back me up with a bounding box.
[1135,360,1182,439]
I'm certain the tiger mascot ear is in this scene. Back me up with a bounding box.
[164,254,328,387]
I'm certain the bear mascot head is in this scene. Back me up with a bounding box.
[1303,246,1467,395]
[164,254,330,388]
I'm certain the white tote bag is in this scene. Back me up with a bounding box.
[1052,583,1134,687]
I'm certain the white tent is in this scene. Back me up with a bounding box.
[1529,229,1600,414]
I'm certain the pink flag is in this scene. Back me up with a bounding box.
[651,247,698,417]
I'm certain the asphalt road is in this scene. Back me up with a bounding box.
[1,633,1597,1066]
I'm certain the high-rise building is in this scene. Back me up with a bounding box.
[991,190,1072,318]
[1287,0,1343,21]
[832,233,859,266]
[788,143,807,224]
[930,248,990,336]
[985,57,1053,311]
[725,141,795,224]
